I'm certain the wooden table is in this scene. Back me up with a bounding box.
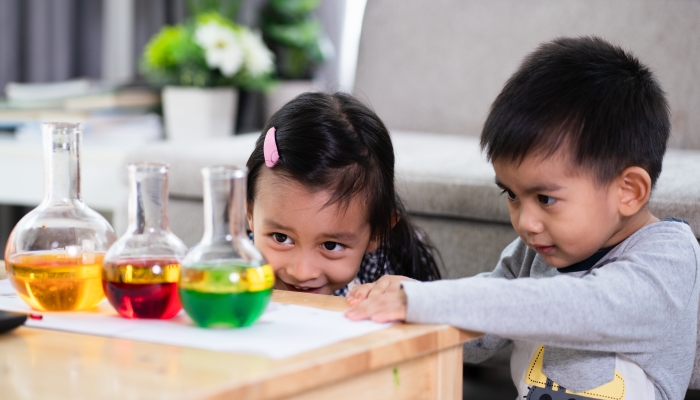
[0,274,479,399]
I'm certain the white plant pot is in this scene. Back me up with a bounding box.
[162,86,239,141]
[264,80,317,122]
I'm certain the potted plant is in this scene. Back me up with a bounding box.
[260,0,332,120]
[141,8,274,141]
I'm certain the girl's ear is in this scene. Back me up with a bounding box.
[616,166,653,217]
[246,201,255,232]
[365,236,379,253]
[365,211,399,253]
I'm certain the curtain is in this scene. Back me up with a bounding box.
[0,0,103,256]
[0,0,102,91]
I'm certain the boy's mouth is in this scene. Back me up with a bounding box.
[283,282,323,294]
[533,245,555,254]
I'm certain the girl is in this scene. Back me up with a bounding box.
[245,92,441,296]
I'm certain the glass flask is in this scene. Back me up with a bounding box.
[179,166,274,328]
[4,123,117,311]
[102,163,187,319]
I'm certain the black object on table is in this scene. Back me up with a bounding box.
[0,310,26,334]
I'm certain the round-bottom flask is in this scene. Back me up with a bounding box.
[4,123,117,311]
[102,163,187,319]
[179,166,274,328]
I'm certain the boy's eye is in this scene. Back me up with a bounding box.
[272,233,292,244]
[501,189,517,201]
[322,241,345,252]
[537,195,556,206]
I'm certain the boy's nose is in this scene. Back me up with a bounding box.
[517,207,544,234]
[285,251,321,283]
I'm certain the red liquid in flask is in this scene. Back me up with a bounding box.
[102,258,181,319]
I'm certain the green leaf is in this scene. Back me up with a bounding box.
[196,11,238,29]
[187,0,243,20]
[263,19,320,48]
[142,26,185,69]
[269,0,321,17]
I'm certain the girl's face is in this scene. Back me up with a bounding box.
[247,168,377,295]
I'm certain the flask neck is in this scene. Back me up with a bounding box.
[43,123,81,205]
[127,163,170,233]
[201,167,248,243]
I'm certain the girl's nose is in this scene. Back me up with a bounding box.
[285,251,321,283]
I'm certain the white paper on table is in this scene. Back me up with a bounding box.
[0,280,391,359]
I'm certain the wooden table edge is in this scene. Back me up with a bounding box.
[0,274,481,400]
[197,291,481,399]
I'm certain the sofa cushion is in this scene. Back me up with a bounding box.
[354,0,700,150]
[393,132,700,238]
[650,149,700,237]
[393,132,507,223]
[124,134,260,199]
[125,131,700,238]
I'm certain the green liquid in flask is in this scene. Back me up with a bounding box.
[179,263,274,328]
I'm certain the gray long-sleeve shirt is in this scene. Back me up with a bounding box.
[402,220,700,399]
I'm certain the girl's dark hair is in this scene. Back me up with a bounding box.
[246,92,441,282]
[481,36,670,188]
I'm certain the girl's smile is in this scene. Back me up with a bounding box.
[283,283,323,294]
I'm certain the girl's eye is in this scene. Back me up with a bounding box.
[272,233,292,244]
[538,195,556,206]
[322,242,345,252]
[501,189,517,201]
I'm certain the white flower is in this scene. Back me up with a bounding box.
[240,29,274,77]
[194,22,244,77]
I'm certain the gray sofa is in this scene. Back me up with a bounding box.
[116,0,700,389]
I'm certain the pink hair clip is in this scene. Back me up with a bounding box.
[264,127,280,168]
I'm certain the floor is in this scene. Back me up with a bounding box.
[463,365,700,400]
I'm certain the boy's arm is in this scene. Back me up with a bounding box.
[402,229,700,354]
[355,239,528,361]
[458,238,526,362]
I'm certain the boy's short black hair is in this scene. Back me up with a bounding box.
[480,36,670,187]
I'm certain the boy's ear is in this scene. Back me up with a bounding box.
[246,202,255,232]
[616,167,653,217]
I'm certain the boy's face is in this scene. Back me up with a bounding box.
[494,151,623,268]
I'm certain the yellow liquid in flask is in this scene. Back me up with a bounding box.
[6,253,105,311]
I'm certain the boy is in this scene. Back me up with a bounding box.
[345,36,700,399]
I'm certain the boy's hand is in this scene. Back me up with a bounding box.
[344,288,408,323]
[344,275,413,323]
[347,275,414,306]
